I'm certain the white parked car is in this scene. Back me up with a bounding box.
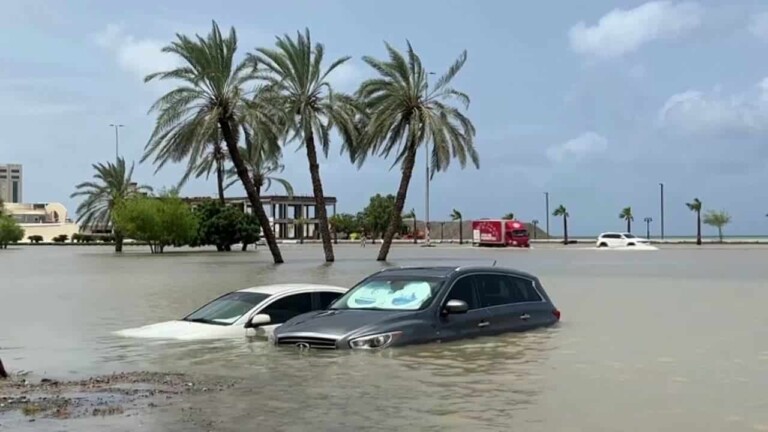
[114,284,348,340]
[596,232,650,248]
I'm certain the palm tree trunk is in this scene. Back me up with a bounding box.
[627,219,631,233]
[0,357,8,379]
[304,133,334,262]
[115,230,124,253]
[413,219,417,244]
[718,227,723,243]
[377,144,418,261]
[696,211,702,246]
[563,217,569,244]
[215,152,225,206]
[219,119,284,264]
[242,243,248,251]
[459,219,463,245]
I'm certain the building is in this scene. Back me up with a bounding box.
[3,202,80,242]
[0,164,22,203]
[183,195,338,240]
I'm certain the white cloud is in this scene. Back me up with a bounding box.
[569,1,703,58]
[657,79,768,135]
[94,24,178,80]
[546,132,608,162]
[748,12,768,41]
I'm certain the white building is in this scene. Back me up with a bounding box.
[4,202,80,242]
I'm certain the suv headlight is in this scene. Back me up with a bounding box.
[349,331,402,350]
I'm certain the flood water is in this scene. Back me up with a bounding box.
[2,244,768,431]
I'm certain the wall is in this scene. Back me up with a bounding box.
[19,223,80,242]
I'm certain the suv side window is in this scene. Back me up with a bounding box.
[476,274,543,307]
[260,293,314,324]
[445,275,479,310]
[317,291,343,309]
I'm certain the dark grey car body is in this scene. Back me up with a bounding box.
[273,266,561,350]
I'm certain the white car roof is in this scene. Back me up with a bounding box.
[237,283,348,296]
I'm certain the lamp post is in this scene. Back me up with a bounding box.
[424,71,436,246]
[659,182,665,240]
[109,124,124,162]
[644,217,653,240]
[544,192,550,238]
[532,219,539,240]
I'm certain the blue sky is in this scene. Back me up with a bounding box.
[3,0,768,236]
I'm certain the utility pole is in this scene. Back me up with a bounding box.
[659,183,665,240]
[544,192,550,239]
[109,124,124,162]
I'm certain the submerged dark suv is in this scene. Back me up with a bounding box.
[273,266,560,350]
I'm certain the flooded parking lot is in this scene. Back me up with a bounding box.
[1,244,768,431]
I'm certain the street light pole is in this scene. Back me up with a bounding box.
[109,124,124,162]
[544,192,550,238]
[659,183,665,240]
[532,219,539,240]
[644,217,653,240]
[424,71,435,246]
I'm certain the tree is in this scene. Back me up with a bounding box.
[71,158,152,253]
[703,210,731,243]
[502,213,515,220]
[143,21,284,264]
[552,205,569,244]
[619,206,633,233]
[224,141,293,199]
[451,209,464,244]
[294,217,308,244]
[0,197,4,215]
[250,29,360,263]
[686,198,703,246]
[192,200,260,251]
[360,194,399,240]
[114,194,198,254]
[0,214,24,249]
[357,42,478,261]
[329,213,359,243]
[403,209,418,243]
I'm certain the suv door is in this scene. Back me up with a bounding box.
[436,274,491,342]
[257,292,314,325]
[475,273,547,333]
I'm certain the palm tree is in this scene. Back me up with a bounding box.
[403,209,417,244]
[70,158,151,252]
[686,198,703,245]
[357,42,478,261]
[552,205,569,244]
[619,206,633,233]
[502,212,515,220]
[294,217,307,244]
[450,209,463,244]
[249,29,359,263]
[142,21,284,263]
[703,210,731,243]
[224,139,294,199]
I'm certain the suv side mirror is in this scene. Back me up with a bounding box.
[244,313,271,329]
[443,299,469,315]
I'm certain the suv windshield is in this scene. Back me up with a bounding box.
[330,277,444,311]
[183,292,269,325]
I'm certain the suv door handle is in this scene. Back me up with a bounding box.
[478,321,490,327]
[519,314,531,320]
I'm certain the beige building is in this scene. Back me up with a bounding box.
[0,164,23,203]
[4,202,80,242]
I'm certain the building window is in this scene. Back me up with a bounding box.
[12,181,19,203]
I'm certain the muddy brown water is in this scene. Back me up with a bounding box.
[1,244,768,431]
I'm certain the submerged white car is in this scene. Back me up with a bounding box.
[596,232,650,248]
[115,284,348,340]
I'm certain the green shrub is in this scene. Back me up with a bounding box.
[27,235,43,243]
[52,234,69,243]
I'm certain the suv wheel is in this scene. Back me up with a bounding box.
[598,242,607,248]
[627,243,635,246]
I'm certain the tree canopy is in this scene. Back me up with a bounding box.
[113,193,198,254]
[0,214,24,249]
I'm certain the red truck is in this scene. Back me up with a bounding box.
[472,219,530,248]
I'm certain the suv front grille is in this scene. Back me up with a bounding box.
[276,336,338,350]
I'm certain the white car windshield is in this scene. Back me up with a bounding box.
[330,277,443,311]
[184,292,269,326]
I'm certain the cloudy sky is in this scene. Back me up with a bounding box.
[3,0,768,236]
